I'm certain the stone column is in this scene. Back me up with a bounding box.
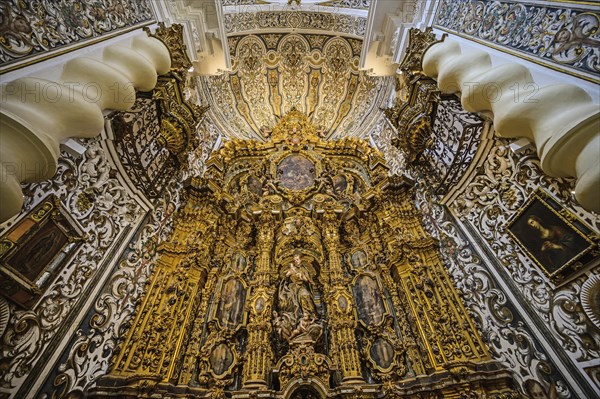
[0,32,171,222]
[422,37,599,213]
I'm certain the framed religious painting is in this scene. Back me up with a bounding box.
[0,195,84,308]
[506,189,598,284]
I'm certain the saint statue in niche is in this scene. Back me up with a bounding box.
[216,278,246,329]
[274,252,323,344]
[353,275,386,326]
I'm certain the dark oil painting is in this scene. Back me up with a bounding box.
[507,193,594,277]
[370,338,395,370]
[277,155,315,191]
[216,278,246,329]
[352,274,386,326]
[209,343,234,376]
[7,220,68,282]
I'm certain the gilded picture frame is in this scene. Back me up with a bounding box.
[351,272,389,328]
[0,195,84,308]
[212,276,248,331]
[506,189,598,284]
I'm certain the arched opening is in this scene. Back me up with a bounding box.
[289,386,322,399]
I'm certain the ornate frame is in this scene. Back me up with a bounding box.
[208,342,239,379]
[346,246,370,270]
[351,271,389,328]
[0,194,84,308]
[211,275,249,331]
[505,189,598,284]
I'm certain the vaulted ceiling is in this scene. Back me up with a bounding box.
[197,32,391,140]
[192,0,392,141]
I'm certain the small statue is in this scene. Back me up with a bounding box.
[274,252,323,344]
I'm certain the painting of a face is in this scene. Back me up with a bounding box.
[255,297,265,313]
[277,155,315,190]
[350,250,367,269]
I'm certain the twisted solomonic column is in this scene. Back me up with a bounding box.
[422,38,599,213]
[0,32,171,221]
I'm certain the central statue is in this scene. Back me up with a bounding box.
[274,252,323,344]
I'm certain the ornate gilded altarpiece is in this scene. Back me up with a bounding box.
[90,110,518,399]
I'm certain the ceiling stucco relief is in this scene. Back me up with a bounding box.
[222,0,370,8]
[224,12,367,36]
[197,33,392,140]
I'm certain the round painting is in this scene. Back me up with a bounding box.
[277,155,315,191]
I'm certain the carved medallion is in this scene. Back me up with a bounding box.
[209,343,235,377]
[370,338,395,371]
[277,155,315,191]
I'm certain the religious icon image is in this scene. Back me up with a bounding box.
[332,174,347,195]
[216,278,246,329]
[0,195,83,309]
[370,338,395,370]
[523,379,558,399]
[209,343,235,376]
[247,175,263,197]
[353,274,386,326]
[507,191,594,277]
[255,297,265,313]
[337,295,348,312]
[273,251,323,344]
[349,250,368,269]
[7,221,68,282]
[277,155,316,191]
[231,252,247,272]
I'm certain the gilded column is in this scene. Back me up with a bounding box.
[243,210,276,388]
[367,218,427,376]
[388,190,489,370]
[178,265,219,385]
[322,211,364,383]
[108,195,216,383]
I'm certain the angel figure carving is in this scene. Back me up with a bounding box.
[274,252,323,344]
